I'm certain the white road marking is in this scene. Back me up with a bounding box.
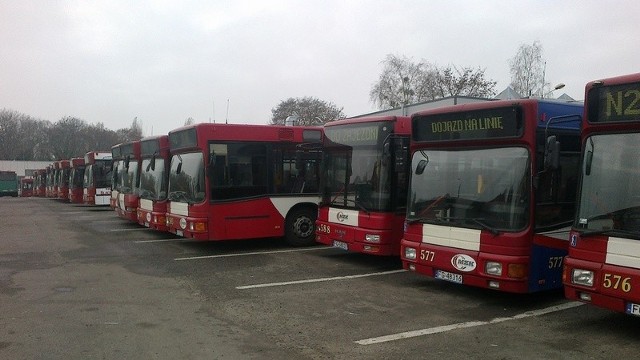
[174,246,330,261]
[236,269,406,290]
[355,301,585,345]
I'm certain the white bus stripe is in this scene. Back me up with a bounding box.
[355,302,584,345]
[236,270,406,290]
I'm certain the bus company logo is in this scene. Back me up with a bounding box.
[451,254,476,272]
[570,234,578,247]
[179,217,187,230]
[336,212,349,222]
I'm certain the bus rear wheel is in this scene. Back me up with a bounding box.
[285,207,317,247]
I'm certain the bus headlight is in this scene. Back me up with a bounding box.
[571,269,594,287]
[485,261,502,276]
[365,234,380,243]
[404,247,417,260]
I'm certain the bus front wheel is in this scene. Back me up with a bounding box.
[285,207,317,247]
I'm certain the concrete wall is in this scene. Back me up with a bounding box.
[0,161,54,177]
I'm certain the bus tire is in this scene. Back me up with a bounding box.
[285,206,317,247]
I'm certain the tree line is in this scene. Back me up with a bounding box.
[0,109,142,161]
[270,41,550,125]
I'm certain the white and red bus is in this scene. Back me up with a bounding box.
[34,169,47,197]
[110,144,123,209]
[402,99,583,293]
[83,151,112,206]
[315,116,411,255]
[51,161,61,198]
[114,141,142,222]
[57,159,71,202]
[563,73,640,314]
[165,123,323,245]
[68,157,85,204]
[136,135,170,231]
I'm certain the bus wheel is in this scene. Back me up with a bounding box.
[285,207,317,247]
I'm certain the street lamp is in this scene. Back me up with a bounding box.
[543,83,565,98]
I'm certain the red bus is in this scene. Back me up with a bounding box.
[110,144,123,209]
[57,160,71,201]
[83,151,113,206]
[51,162,61,198]
[165,123,323,245]
[401,99,583,293]
[136,135,170,231]
[315,116,411,255]
[68,157,85,204]
[114,141,142,222]
[34,169,46,197]
[20,177,34,197]
[563,73,640,314]
[45,165,53,197]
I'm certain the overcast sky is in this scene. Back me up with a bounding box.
[1,0,639,136]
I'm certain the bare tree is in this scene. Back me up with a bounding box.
[509,41,546,97]
[434,66,496,98]
[370,54,496,110]
[271,97,345,126]
[184,117,195,126]
[369,54,438,109]
[116,117,143,143]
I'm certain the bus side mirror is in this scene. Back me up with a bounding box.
[146,155,156,172]
[207,151,216,178]
[585,150,593,176]
[544,135,559,170]
[415,159,428,175]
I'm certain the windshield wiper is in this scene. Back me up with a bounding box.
[579,228,639,238]
[465,217,500,236]
[347,198,370,214]
[168,191,189,202]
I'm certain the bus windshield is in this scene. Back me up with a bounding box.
[118,160,139,194]
[95,160,113,188]
[139,158,166,201]
[71,168,84,188]
[576,133,640,236]
[407,147,530,232]
[168,152,205,204]
[323,121,394,212]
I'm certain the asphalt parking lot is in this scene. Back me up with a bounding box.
[1,197,639,359]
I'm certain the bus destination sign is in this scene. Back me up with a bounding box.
[588,81,640,123]
[413,106,523,142]
[325,122,390,146]
[169,128,198,150]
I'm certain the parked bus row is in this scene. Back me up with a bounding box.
[31,151,113,205]
[24,72,639,317]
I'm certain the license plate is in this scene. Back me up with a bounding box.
[333,240,348,251]
[176,230,184,237]
[434,269,463,284]
[625,302,640,316]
